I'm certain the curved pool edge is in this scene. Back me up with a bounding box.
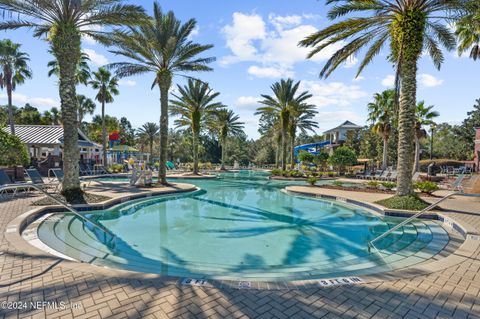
[5,184,479,291]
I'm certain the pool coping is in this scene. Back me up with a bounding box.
[5,183,480,291]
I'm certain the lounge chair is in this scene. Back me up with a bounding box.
[48,168,64,183]
[93,164,109,175]
[80,163,93,176]
[25,168,60,193]
[0,170,23,199]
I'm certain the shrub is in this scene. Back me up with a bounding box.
[327,146,357,173]
[332,180,344,187]
[313,152,329,170]
[376,195,430,211]
[109,164,124,173]
[381,182,396,190]
[288,170,303,177]
[413,181,439,194]
[307,176,318,186]
[298,150,315,164]
[271,168,282,176]
[366,180,380,189]
[0,129,29,167]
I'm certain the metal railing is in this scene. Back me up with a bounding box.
[368,191,460,250]
[0,184,116,248]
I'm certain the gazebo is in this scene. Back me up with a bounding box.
[108,145,150,165]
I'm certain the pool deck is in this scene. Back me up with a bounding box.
[1,182,480,318]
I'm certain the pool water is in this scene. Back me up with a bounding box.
[37,171,450,281]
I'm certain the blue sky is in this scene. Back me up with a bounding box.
[0,0,478,139]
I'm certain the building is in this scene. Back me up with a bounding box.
[2,125,102,173]
[475,127,480,172]
[323,120,363,145]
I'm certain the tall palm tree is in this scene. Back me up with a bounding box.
[0,39,31,135]
[289,102,318,168]
[299,0,457,195]
[456,1,480,60]
[48,51,91,85]
[89,68,119,167]
[107,2,215,184]
[0,0,145,200]
[413,101,439,173]
[77,94,96,126]
[170,79,222,175]
[137,122,159,163]
[256,79,311,170]
[367,89,396,169]
[215,109,244,170]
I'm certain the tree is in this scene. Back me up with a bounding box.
[0,129,28,167]
[0,39,31,134]
[328,146,357,174]
[108,2,215,184]
[77,95,96,126]
[298,150,315,164]
[413,102,439,172]
[170,79,222,174]
[137,122,159,163]
[0,0,146,201]
[256,79,312,171]
[288,102,318,168]
[48,51,91,85]
[299,0,457,196]
[367,90,395,169]
[456,1,480,60]
[215,109,244,170]
[89,68,119,167]
[313,151,329,171]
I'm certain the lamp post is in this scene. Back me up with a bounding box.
[429,124,436,160]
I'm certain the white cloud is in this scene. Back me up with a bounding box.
[419,73,443,87]
[188,26,200,40]
[247,65,293,78]
[344,56,358,68]
[118,79,136,87]
[220,12,344,78]
[352,75,365,82]
[316,111,364,124]
[0,93,58,107]
[381,74,395,87]
[235,96,259,107]
[300,80,368,108]
[83,48,108,66]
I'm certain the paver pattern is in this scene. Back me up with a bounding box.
[0,185,479,319]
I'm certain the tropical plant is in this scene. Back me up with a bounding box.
[170,79,222,174]
[76,95,96,126]
[89,67,119,167]
[328,146,357,174]
[307,176,318,186]
[367,89,396,169]
[137,122,159,163]
[107,2,215,184]
[0,39,32,134]
[48,51,91,85]
[297,150,315,164]
[456,1,480,60]
[0,0,146,201]
[43,107,61,125]
[0,129,29,167]
[256,79,312,171]
[215,109,244,170]
[288,102,318,167]
[299,0,457,196]
[413,180,439,194]
[413,101,439,173]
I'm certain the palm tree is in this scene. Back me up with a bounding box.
[89,68,119,167]
[0,39,32,134]
[137,122,159,163]
[215,109,245,170]
[256,79,311,171]
[367,90,396,169]
[48,51,91,85]
[299,0,457,196]
[0,0,145,200]
[413,101,439,173]
[456,2,480,60]
[107,2,215,184]
[289,102,318,168]
[170,79,222,175]
[77,95,96,126]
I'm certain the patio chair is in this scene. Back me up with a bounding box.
[369,169,384,180]
[80,163,93,176]
[387,170,397,181]
[25,168,60,193]
[93,164,109,175]
[0,170,22,199]
[48,168,64,183]
[412,172,421,182]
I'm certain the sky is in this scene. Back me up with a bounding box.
[0,0,478,139]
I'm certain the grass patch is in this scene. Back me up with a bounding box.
[376,195,430,211]
[32,192,111,206]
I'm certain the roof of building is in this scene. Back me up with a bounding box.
[2,125,98,148]
[323,121,363,134]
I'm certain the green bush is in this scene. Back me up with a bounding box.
[332,180,344,187]
[0,129,29,167]
[307,176,318,186]
[327,171,336,177]
[288,170,303,177]
[109,163,124,173]
[376,195,430,211]
[413,181,439,194]
[298,150,315,164]
[271,168,282,176]
[381,182,396,190]
[313,152,329,169]
[327,146,357,173]
[366,180,380,189]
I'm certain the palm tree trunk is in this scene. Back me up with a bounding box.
[193,131,199,174]
[52,29,82,201]
[101,101,107,167]
[149,139,153,164]
[281,115,289,171]
[413,133,420,174]
[158,72,172,185]
[6,79,15,135]
[290,132,295,169]
[220,136,226,170]
[396,57,417,196]
[382,135,388,170]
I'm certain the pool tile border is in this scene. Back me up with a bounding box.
[4,184,480,291]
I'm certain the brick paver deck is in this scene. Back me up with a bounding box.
[1,184,480,318]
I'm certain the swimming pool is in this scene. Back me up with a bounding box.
[37,171,450,281]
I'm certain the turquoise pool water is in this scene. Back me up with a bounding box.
[37,171,450,281]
